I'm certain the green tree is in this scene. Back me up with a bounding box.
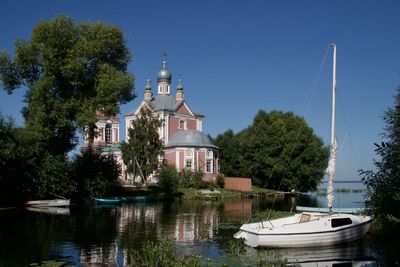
[211,129,243,177]
[0,15,134,201]
[72,146,121,200]
[121,108,164,184]
[157,164,179,198]
[361,88,400,237]
[0,15,135,155]
[0,113,76,203]
[213,110,329,192]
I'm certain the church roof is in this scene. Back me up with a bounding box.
[166,130,218,149]
[125,95,204,117]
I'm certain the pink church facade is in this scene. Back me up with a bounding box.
[86,58,219,183]
[125,59,219,182]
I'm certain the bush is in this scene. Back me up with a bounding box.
[178,169,207,189]
[72,146,121,201]
[157,164,179,197]
[216,174,225,188]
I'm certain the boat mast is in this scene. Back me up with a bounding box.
[330,43,336,147]
[327,43,337,214]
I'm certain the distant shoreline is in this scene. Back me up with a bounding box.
[321,180,362,183]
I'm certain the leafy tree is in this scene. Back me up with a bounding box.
[0,113,76,203]
[0,15,134,201]
[121,108,164,184]
[211,129,244,177]
[361,88,400,236]
[0,14,135,155]
[72,146,121,200]
[157,164,179,198]
[213,110,329,192]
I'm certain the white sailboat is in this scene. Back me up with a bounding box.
[234,43,373,248]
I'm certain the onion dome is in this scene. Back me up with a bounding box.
[145,78,152,91]
[177,77,184,91]
[157,59,172,82]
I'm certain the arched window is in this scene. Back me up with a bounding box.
[179,119,186,129]
[185,149,193,157]
[105,123,112,143]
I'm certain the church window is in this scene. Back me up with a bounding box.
[105,123,112,143]
[185,159,193,170]
[206,159,212,173]
[179,119,186,130]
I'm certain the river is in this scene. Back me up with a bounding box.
[0,185,395,266]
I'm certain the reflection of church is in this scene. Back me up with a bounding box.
[85,58,219,183]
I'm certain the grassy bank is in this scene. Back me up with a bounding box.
[178,186,275,200]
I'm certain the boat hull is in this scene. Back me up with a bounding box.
[234,213,373,248]
[95,198,121,204]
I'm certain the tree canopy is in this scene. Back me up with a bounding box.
[121,108,164,184]
[361,87,400,236]
[0,15,133,202]
[213,110,329,192]
[0,14,135,155]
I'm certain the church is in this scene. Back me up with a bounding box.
[85,58,220,183]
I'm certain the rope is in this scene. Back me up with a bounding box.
[337,90,361,171]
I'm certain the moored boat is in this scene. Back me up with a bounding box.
[234,43,373,248]
[234,212,372,248]
[95,198,122,204]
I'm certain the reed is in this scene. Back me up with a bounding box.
[127,240,202,267]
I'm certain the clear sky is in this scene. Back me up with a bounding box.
[1,0,399,181]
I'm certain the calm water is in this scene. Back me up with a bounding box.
[0,185,394,266]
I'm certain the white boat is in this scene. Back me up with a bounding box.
[25,199,70,207]
[234,43,373,248]
[234,212,372,248]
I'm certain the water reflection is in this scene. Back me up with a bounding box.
[246,242,375,266]
[0,196,383,266]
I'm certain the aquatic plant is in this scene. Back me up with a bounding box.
[127,240,202,267]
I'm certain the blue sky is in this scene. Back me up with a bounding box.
[1,0,399,181]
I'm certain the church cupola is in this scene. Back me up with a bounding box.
[157,54,172,95]
[176,77,184,101]
[144,77,153,102]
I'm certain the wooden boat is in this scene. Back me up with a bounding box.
[234,43,373,248]
[25,199,70,207]
[26,206,70,215]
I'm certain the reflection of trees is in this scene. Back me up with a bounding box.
[0,209,75,267]
[72,205,119,265]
